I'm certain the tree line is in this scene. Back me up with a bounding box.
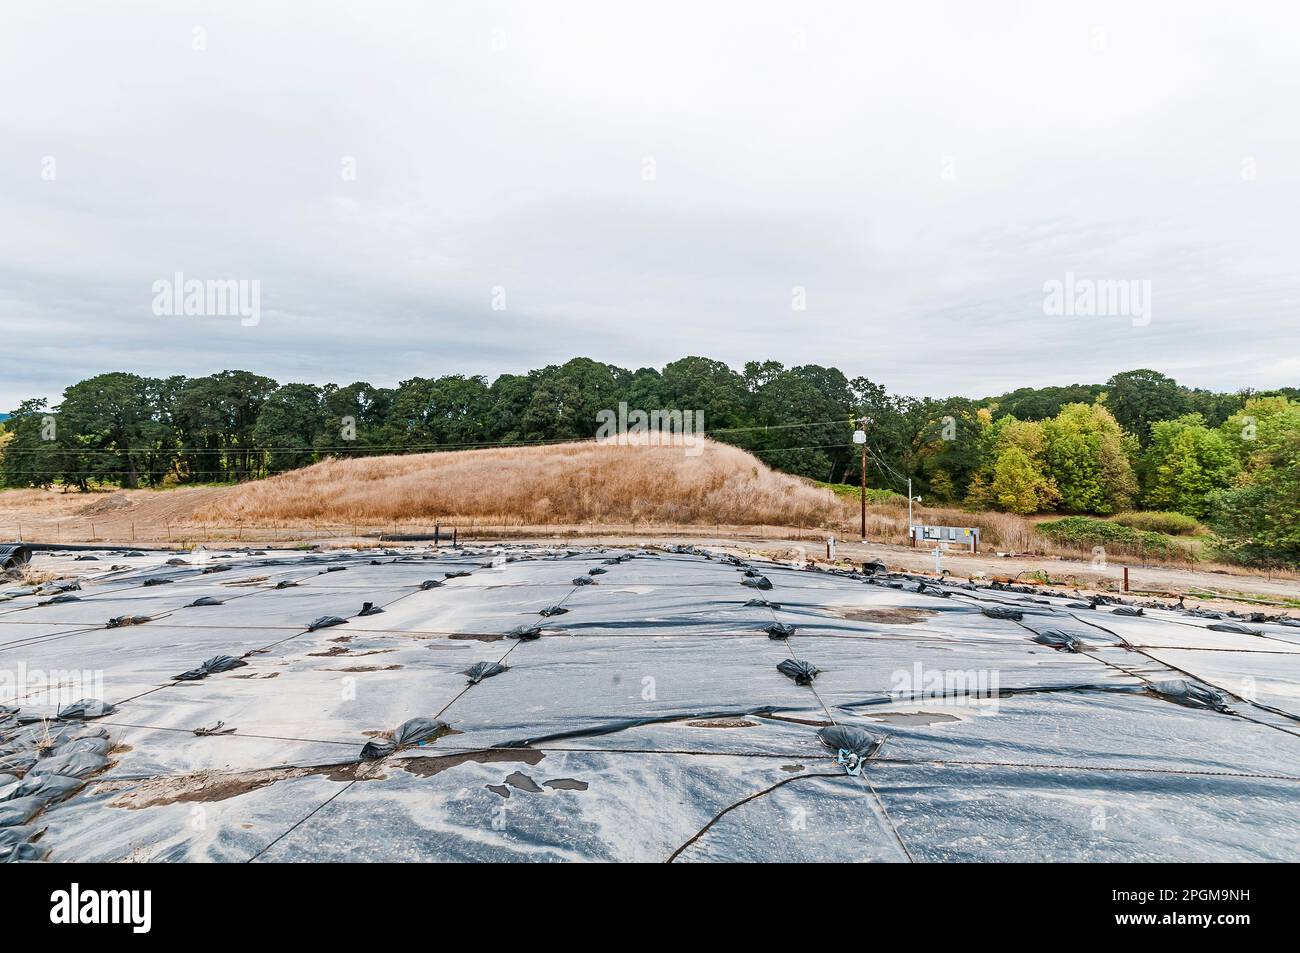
[1,360,1296,564]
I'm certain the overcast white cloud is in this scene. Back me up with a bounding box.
[1,0,1298,409]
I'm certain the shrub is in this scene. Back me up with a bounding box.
[1110,510,1202,536]
[1037,516,1175,559]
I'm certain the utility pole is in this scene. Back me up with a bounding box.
[852,417,869,540]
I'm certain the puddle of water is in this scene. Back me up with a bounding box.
[505,770,543,793]
[401,748,545,778]
[544,778,588,791]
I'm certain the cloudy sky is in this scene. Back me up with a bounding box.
[2,1,1297,410]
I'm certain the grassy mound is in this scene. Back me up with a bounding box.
[196,438,850,527]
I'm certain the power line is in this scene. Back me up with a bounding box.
[2,417,925,480]
[2,418,857,455]
[0,441,887,476]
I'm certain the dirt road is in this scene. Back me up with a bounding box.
[2,487,1295,606]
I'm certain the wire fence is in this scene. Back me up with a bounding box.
[6,517,872,549]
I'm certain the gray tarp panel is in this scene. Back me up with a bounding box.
[4,543,1299,861]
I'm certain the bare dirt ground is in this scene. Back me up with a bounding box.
[515,533,1300,609]
[3,487,1296,608]
[0,486,229,542]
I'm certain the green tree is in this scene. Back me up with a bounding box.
[0,399,62,488]
[618,366,666,411]
[319,381,394,455]
[911,398,986,503]
[486,373,535,443]
[985,383,1105,421]
[386,375,492,448]
[517,358,623,440]
[56,372,173,488]
[847,380,928,494]
[661,357,750,431]
[746,364,853,481]
[1042,402,1137,513]
[989,447,1051,513]
[967,416,1058,513]
[1208,397,1300,566]
[254,384,325,473]
[1104,369,1187,443]
[1140,414,1239,517]
[174,371,278,481]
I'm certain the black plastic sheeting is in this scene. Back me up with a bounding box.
[508,625,542,641]
[55,699,115,720]
[0,713,111,857]
[765,622,797,640]
[360,717,448,760]
[741,576,773,590]
[307,616,348,632]
[1032,629,1083,652]
[1150,679,1233,713]
[1207,621,1262,635]
[9,542,1300,862]
[981,606,1024,621]
[494,706,785,749]
[463,661,508,684]
[776,658,820,685]
[173,655,248,681]
[38,595,80,606]
[817,725,884,760]
[0,545,33,572]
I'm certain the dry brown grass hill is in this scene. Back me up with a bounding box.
[195,438,844,526]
